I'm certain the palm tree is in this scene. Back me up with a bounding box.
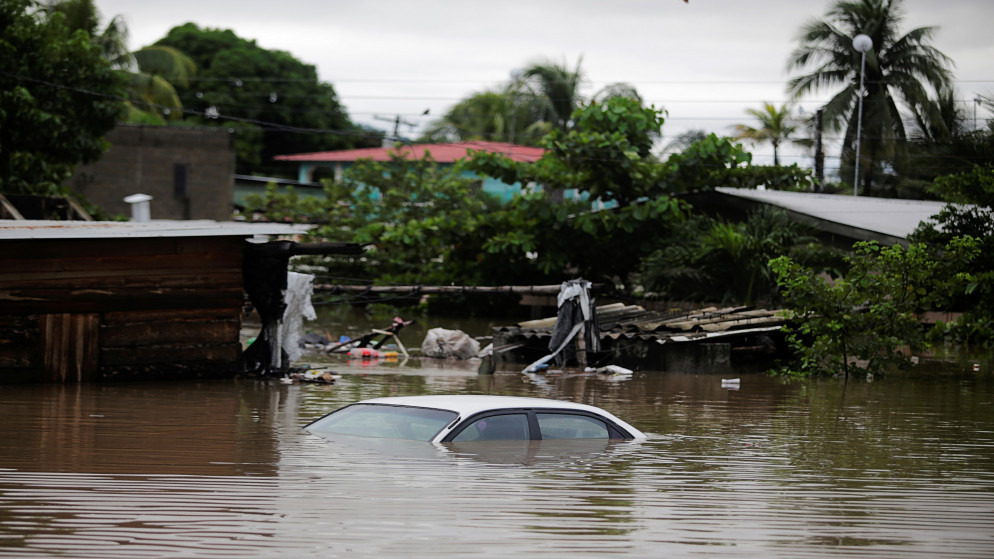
[420,90,509,143]
[733,103,799,166]
[419,88,551,145]
[421,58,645,145]
[786,0,952,195]
[46,0,195,123]
[521,57,587,134]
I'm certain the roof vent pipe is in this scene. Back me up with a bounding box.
[123,193,153,222]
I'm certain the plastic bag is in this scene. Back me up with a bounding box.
[421,328,480,359]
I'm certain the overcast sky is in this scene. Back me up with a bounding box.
[96,0,994,166]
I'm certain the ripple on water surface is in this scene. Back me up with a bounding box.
[1,371,993,557]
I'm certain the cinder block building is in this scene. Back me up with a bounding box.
[66,125,236,221]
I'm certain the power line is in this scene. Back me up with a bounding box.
[8,71,990,168]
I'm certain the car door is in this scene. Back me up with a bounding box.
[447,412,531,442]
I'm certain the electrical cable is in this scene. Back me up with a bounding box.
[6,70,990,168]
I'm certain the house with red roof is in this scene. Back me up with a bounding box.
[273,141,547,202]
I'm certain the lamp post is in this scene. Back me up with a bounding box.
[852,34,872,196]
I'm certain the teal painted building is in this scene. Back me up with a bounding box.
[273,141,547,203]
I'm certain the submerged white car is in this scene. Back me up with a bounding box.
[304,395,645,443]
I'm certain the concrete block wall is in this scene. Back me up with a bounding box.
[67,125,236,221]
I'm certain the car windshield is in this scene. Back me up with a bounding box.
[305,404,458,441]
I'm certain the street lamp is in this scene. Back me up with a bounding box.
[852,34,873,196]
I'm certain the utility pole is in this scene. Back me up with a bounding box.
[375,114,417,144]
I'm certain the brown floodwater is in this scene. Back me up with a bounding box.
[2,359,993,558]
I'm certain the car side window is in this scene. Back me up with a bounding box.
[537,413,610,439]
[452,413,529,442]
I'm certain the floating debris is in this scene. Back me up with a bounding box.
[325,317,414,357]
[585,365,634,376]
[348,348,399,360]
[284,368,341,384]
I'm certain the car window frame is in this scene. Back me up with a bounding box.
[304,403,459,442]
[440,408,636,443]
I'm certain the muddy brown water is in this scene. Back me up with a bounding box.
[2,357,993,558]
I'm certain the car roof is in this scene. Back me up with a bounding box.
[357,395,611,417]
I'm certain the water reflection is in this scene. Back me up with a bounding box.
[1,367,993,557]
[0,381,281,476]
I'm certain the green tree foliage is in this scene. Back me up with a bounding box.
[0,0,123,195]
[467,97,688,291]
[248,98,689,294]
[471,106,791,202]
[246,99,815,298]
[662,134,813,192]
[419,89,550,146]
[420,58,644,146]
[120,45,196,123]
[787,0,953,196]
[521,57,588,135]
[471,97,666,207]
[899,94,994,196]
[643,208,833,306]
[43,0,128,63]
[771,238,979,377]
[45,0,195,124]
[662,134,751,192]
[479,192,687,293]
[155,23,378,174]
[543,96,666,206]
[244,152,504,286]
[910,165,994,342]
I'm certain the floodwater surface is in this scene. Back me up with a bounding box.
[2,363,993,558]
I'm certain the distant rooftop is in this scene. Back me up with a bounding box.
[714,187,951,245]
[0,220,310,240]
[274,141,546,164]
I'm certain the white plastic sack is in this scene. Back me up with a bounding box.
[281,271,316,363]
[421,328,480,359]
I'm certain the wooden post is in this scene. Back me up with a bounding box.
[576,332,586,367]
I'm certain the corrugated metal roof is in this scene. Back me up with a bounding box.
[274,141,545,164]
[498,304,787,342]
[715,187,949,241]
[0,220,310,240]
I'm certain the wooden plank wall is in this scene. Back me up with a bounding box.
[0,236,246,383]
[0,315,38,383]
[40,313,100,383]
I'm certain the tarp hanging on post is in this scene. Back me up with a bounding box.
[548,278,599,366]
[523,279,599,372]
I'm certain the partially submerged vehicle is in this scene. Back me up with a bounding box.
[304,395,645,443]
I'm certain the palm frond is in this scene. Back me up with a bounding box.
[133,46,196,88]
